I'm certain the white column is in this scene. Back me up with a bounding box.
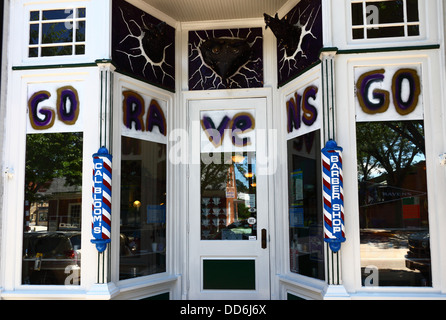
[87,61,119,299]
[320,49,350,299]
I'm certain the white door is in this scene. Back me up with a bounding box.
[187,97,270,300]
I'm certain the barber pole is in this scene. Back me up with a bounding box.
[91,147,112,253]
[322,140,345,253]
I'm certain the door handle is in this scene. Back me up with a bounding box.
[261,229,267,249]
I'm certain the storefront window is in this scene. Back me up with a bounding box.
[357,120,431,286]
[119,136,167,280]
[29,8,86,58]
[287,129,325,280]
[22,132,83,285]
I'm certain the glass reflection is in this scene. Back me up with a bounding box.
[287,130,325,280]
[201,152,257,240]
[119,136,166,280]
[357,120,431,286]
[28,8,86,58]
[22,132,83,285]
[351,0,420,39]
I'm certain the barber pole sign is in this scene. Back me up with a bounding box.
[322,140,345,253]
[91,147,112,253]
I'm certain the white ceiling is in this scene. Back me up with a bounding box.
[140,0,289,22]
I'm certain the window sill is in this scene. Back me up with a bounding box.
[0,288,88,300]
[278,273,327,300]
[116,273,179,299]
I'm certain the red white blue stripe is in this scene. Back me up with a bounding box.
[91,147,112,252]
[322,140,345,253]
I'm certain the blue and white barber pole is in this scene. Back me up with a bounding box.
[91,147,112,253]
[322,140,346,253]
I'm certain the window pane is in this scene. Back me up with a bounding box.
[352,0,420,40]
[287,130,325,280]
[75,21,86,42]
[22,132,83,285]
[29,24,39,45]
[407,0,419,22]
[75,45,85,55]
[42,22,73,44]
[41,46,73,57]
[366,1,404,24]
[353,28,365,40]
[30,11,40,21]
[357,121,431,287]
[352,3,364,26]
[77,8,86,18]
[28,7,86,57]
[408,25,420,37]
[200,152,257,241]
[29,48,38,58]
[367,26,405,39]
[42,9,73,21]
[120,137,167,280]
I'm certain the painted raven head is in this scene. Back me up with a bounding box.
[199,37,253,86]
[264,13,302,57]
[141,21,168,63]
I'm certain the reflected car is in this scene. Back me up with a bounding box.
[22,232,81,285]
[405,231,431,278]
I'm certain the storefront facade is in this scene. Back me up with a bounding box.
[0,0,446,300]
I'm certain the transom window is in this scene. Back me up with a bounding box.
[351,0,420,40]
[28,8,86,58]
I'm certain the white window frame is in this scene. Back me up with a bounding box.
[1,67,100,296]
[27,7,87,59]
[335,51,446,298]
[110,73,178,299]
[276,65,328,300]
[329,0,441,50]
[10,0,110,67]
[350,0,423,41]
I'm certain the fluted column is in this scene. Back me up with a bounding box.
[320,49,348,297]
[96,60,115,284]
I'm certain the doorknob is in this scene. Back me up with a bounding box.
[261,229,267,249]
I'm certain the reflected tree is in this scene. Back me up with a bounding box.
[356,120,424,187]
[200,157,230,191]
[25,132,83,203]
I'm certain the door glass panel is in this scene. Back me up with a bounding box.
[201,152,257,240]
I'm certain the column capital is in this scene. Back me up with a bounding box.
[96,59,117,72]
[319,47,338,60]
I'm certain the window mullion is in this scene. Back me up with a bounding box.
[403,0,408,37]
[362,1,368,40]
